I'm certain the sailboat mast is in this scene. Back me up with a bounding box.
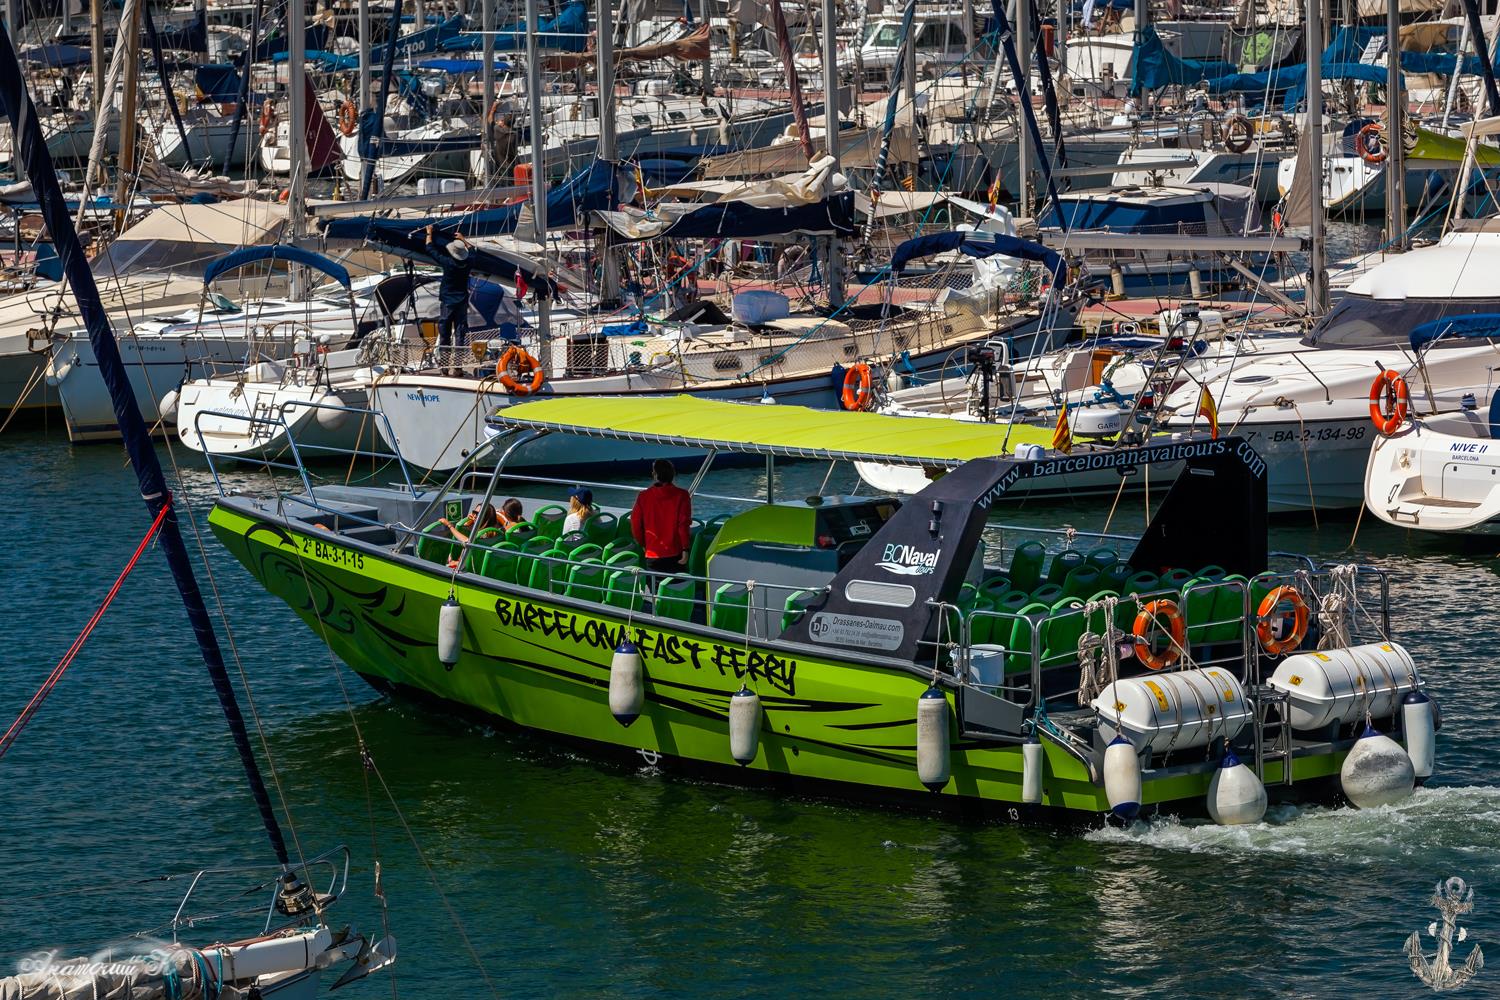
[822,0,843,306]
[1307,0,1328,313]
[0,15,294,871]
[1016,0,1031,214]
[358,0,370,121]
[1385,0,1406,248]
[89,0,104,180]
[525,0,551,371]
[597,0,619,304]
[114,0,143,232]
[288,0,307,241]
[480,0,494,184]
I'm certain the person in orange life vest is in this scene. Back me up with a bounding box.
[631,459,692,573]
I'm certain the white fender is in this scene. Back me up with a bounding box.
[728,686,760,765]
[158,388,180,421]
[1340,724,1416,808]
[609,641,644,726]
[916,687,950,791]
[436,597,463,667]
[1021,736,1043,804]
[1401,690,1435,780]
[1103,736,1141,820]
[316,395,348,430]
[1207,748,1267,826]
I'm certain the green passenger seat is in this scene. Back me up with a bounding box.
[1063,564,1103,601]
[585,512,617,547]
[527,547,570,594]
[1030,582,1064,607]
[605,568,648,612]
[655,576,697,623]
[710,583,751,634]
[570,543,604,564]
[415,520,455,564]
[1207,574,1250,644]
[1086,547,1119,569]
[782,589,819,631]
[980,575,1011,602]
[532,505,567,540]
[461,527,503,572]
[1181,576,1220,647]
[1007,602,1051,673]
[480,541,523,584]
[558,530,589,553]
[1042,597,1087,666]
[688,522,722,579]
[1100,562,1133,594]
[603,539,643,563]
[1008,541,1047,593]
[564,559,609,603]
[1160,567,1195,591]
[1047,549,1087,586]
[505,521,539,546]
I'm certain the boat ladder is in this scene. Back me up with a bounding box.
[1253,686,1294,787]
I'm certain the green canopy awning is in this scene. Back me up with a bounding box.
[490,395,1056,467]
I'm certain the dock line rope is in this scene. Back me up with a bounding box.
[0,497,171,761]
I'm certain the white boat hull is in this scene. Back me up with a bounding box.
[1365,409,1500,533]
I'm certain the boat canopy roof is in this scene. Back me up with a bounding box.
[489,396,1056,467]
[203,244,351,288]
[890,230,1064,282]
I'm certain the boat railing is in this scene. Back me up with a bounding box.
[197,402,417,500]
[168,844,350,940]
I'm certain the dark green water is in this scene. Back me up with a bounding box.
[2,428,1497,999]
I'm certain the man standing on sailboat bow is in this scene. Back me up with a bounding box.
[425,224,474,377]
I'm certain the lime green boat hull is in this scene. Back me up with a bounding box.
[209,502,1347,821]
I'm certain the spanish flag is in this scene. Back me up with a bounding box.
[1053,402,1073,454]
[1197,385,1219,439]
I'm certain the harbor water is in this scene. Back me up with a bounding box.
[1,427,1497,998]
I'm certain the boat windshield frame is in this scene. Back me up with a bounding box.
[1302,293,1500,351]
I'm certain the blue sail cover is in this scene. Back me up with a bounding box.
[441,1,586,52]
[890,230,1065,283]
[419,57,514,74]
[357,226,557,297]
[1130,25,1240,93]
[20,43,91,67]
[370,14,467,60]
[325,159,619,241]
[1409,314,1500,350]
[195,63,243,101]
[203,245,352,288]
[610,192,857,242]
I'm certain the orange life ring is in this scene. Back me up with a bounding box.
[498,345,546,395]
[1255,586,1308,656]
[338,100,358,137]
[1132,599,1185,670]
[1356,122,1387,165]
[841,363,874,411]
[1368,368,1409,435]
[259,101,277,136]
[1223,115,1254,155]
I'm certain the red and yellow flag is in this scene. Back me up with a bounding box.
[1197,385,1219,439]
[1052,402,1073,454]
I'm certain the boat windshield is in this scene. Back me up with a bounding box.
[1302,293,1500,350]
[92,238,221,279]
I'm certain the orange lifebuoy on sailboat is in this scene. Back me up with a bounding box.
[498,345,546,395]
[338,100,358,137]
[1356,122,1387,164]
[1368,368,1409,435]
[841,363,874,411]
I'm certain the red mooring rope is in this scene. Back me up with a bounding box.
[0,498,172,761]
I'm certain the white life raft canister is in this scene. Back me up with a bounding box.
[1267,642,1418,731]
[1090,667,1252,754]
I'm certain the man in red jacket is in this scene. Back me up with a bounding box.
[631,459,692,573]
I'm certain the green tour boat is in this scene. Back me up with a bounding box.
[206,396,1438,826]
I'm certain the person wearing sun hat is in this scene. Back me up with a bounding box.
[425,223,475,377]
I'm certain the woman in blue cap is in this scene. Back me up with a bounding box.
[564,486,595,535]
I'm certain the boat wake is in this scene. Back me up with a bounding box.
[1085,784,1500,865]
